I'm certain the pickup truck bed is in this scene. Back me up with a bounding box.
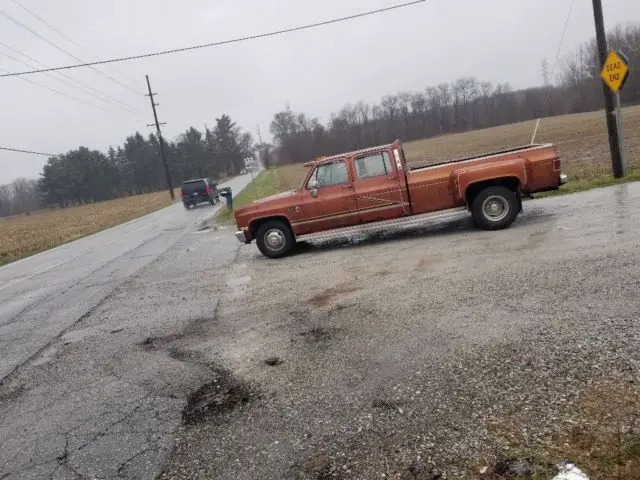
[405,143,562,217]
[408,144,548,171]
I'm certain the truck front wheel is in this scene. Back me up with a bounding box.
[256,220,295,259]
[471,186,519,230]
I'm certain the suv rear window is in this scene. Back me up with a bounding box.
[181,180,206,196]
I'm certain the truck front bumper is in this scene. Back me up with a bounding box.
[560,173,568,185]
[235,230,248,243]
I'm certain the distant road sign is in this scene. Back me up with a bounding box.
[601,50,630,94]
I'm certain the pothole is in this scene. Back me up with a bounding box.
[182,368,257,425]
[138,333,182,351]
[300,326,340,343]
[264,356,283,366]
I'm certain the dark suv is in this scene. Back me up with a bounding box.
[181,178,219,209]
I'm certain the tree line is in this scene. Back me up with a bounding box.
[36,114,253,209]
[0,178,39,217]
[268,24,640,166]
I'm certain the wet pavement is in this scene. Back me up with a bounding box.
[0,173,254,382]
[0,173,254,479]
[1,182,640,479]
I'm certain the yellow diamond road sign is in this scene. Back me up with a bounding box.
[601,50,630,94]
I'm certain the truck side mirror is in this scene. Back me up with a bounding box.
[308,179,319,198]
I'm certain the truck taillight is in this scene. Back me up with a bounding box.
[553,158,561,171]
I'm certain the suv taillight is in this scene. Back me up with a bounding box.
[205,185,212,194]
[553,158,561,171]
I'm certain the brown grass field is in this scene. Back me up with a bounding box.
[0,190,175,266]
[273,105,640,191]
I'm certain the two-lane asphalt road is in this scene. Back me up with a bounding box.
[0,173,254,382]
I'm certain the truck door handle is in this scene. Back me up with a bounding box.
[387,176,398,180]
[341,184,353,189]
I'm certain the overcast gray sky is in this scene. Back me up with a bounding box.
[0,0,638,184]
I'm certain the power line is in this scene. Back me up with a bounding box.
[10,0,91,53]
[0,146,56,156]
[9,0,143,91]
[531,0,576,144]
[0,0,427,78]
[551,0,577,79]
[0,9,142,94]
[0,67,124,115]
[0,44,144,116]
[4,2,194,127]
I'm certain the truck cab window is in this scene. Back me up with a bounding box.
[313,161,348,187]
[355,152,393,178]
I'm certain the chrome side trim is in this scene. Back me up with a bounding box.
[291,209,360,227]
[296,207,468,243]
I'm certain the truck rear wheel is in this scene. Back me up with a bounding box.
[471,186,519,230]
[256,220,295,259]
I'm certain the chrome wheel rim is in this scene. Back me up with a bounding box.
[264,229,286,251]
[482,195,509,221]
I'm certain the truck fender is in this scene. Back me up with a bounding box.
[453,158,529,204]
[247,215,294,241]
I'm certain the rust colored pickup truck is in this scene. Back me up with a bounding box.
[234,141,566,258]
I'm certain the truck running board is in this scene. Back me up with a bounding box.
[295,207,468,243]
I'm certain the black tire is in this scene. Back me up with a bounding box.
[183,203,190,210]
[209,196,215,206]
[256,220,295,259]
[471,186,519,230]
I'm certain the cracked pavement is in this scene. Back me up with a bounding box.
[0,174,254,480]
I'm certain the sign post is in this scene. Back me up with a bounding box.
[600,49,630,176]
[592,0,629,178]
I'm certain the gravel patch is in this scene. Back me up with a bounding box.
[161,185,640,479]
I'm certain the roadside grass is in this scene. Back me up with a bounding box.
[477,380,640,479]
[536,169,640,198]
[232,105,640,206]
[215,169,282,224]
[0,190,176,266]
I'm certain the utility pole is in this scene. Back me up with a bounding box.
[145,75,175,200]
[256,123,267,169]
[592,0,625,178]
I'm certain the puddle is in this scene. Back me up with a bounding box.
[226,274,251,298]
[226,275,250,288]
[61,326,99,344]
[32,346,57,366]
[194,222,221,234]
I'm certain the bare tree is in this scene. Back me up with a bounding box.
[266,23,640,166]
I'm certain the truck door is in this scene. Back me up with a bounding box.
[296,159,360,235]
[353,149,408,223]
